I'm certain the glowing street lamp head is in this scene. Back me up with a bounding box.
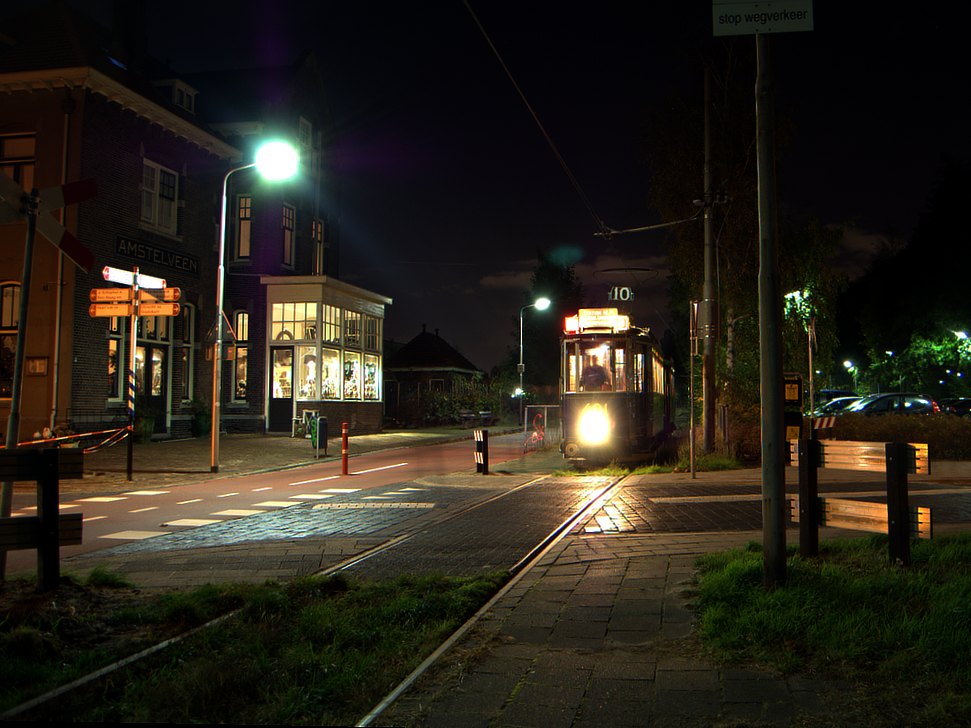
[255,140,299,181]
[535,297,551,311]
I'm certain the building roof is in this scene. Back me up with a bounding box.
[385,327,480,374]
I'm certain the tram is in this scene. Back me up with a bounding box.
[559,308,674,464]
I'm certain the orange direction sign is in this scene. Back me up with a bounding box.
[138,287,182,302]
[89,303,132,317]
[139,302,180,317]
[90,288,133,303]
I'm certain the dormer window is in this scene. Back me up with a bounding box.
[155,79,198,115]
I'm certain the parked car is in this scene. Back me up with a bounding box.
[816,388,858,406]
[812,396,861,417]
[939,398,971,417]
[845,393,940,416]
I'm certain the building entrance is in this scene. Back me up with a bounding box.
[268,346,294,432]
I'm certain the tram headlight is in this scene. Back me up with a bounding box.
[578,403,611,446]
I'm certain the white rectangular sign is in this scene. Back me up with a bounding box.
[713,0,813,36]
[102,266,166,289]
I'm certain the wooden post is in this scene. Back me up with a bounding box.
[37,450,61,592]
[885,442,911,566]
[798,438,819,557]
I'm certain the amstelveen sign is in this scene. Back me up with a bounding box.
[115,235,199,275]
[713,0,813,36]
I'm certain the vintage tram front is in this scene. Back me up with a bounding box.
[560,308,672,464]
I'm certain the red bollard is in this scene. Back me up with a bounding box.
[341,421,349,475]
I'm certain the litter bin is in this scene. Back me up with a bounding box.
[310,415,328,456]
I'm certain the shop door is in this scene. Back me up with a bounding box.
[268,347,294,432]
[135,345,167,433]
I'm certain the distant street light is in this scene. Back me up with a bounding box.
[211,140,299,472]
[518,297,551,427]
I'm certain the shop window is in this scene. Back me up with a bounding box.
[282,203,295,266]
[233,311,248,401]
[236,195,252,259]
[364,354,381,400]
[297,345,317,400]
[141,159,179,235]
[343,351,361,399]
[0,283,20,398]
[321,348,340,399]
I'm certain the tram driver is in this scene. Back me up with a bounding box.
[581,354,610,391]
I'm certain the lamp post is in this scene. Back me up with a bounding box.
[211,141,298,472]
[518,296,551,428]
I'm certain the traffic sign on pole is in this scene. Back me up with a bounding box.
[89,303,133,317]
[102,266,166,289]
[90,288,133,303]
[138,302,180,317]
[138,287,181,302]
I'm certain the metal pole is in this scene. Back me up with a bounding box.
[1,189,38,579]
[702,68,717,454]
[518,307,525,428]
[756,33,787,588]
[126,268,140,481]
[341,421,349,475]
[210,163,253,473]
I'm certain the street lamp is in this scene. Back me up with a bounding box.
[211,140,299,472]
[518,296,551,427]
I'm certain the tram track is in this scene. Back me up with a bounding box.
[2,471,625,721]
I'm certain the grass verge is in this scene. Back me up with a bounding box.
[3,570,507,724]
[694,533,971,726]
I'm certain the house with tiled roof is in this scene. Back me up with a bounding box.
[383,326,482,426]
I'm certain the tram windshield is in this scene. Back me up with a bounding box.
[564,339,645,393]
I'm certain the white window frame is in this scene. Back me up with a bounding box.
[282,203,295,267]
[141,159,179,235]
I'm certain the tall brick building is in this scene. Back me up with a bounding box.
[0,2,390,442]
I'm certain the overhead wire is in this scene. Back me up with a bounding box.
[462,0,612,239]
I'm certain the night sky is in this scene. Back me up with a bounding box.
[16,1,971,371]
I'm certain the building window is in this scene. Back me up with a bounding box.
[322,304,340,345]
[343,351,361,399]
[1,283,21,398]
[282,204,295,266]
[321,348,340,399]
[298,117,313,151]
[365,316,381,352]
[312,217,324,275]
[270,302,317,341]
[139,314,169,342]
[107,315,124,400]
[344,310,361,348]
[297,345,317,400]
[364,354,381,400]
[0,134,35,190]
[233,311,248,401]
[236,195,252,259]
[180,304,194,401]
[141,159,179,235]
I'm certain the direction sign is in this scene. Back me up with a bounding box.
[138,302,180,317]
[138,287,181,302]
[102,266,166,289]
[90,288,133,303]
[89,303,133,317]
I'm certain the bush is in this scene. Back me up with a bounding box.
[832,413,971,460]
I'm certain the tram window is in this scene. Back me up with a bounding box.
[567,352,578,392]
[580,343,611,391]
[633,352,645,393]
[612,347,626,392]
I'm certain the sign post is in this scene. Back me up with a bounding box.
[90,268,180,480]
[712,0,813,588]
